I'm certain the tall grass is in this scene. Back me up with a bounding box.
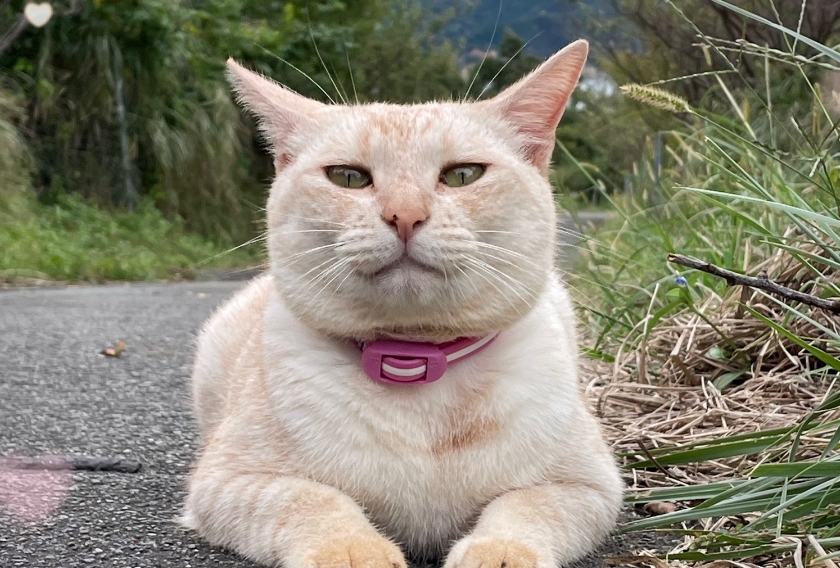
[568,2,840,565]
[0,193,260,283]
[0,85,33,221]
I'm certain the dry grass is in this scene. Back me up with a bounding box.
[580,237,840,567]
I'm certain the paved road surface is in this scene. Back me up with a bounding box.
[0,277,654,567]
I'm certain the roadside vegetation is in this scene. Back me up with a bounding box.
[569,2,840,566]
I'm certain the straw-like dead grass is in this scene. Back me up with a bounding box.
[582,235,839,566]
[588,236,838,487]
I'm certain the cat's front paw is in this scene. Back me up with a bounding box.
[305,535,407,568]
[444,538,546,568]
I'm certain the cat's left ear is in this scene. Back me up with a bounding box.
[226,59,325,168]
[480,40,588,174]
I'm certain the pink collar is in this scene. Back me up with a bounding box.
[359,334,498,385]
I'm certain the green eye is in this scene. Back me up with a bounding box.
[440,164,485,187]
[326,166,372,189]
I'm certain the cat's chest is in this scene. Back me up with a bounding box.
[267,361,567,515]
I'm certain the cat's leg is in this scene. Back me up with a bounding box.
[183,455,407,568]
[444,419,623,568]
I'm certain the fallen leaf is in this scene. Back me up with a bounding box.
[100,340,126,358]
[644,501,677,516]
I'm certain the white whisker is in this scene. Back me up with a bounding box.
[308,257,357,304]
[276,242,346,268]
[194,234,266,268]
[460,262,525,316]
[277,214,349,228]
[464,255,534,306]
[302,256,354,294]
[474,230,523,236]
[462,0,503,102]
[257,44,337,105]
[474,242,542,269]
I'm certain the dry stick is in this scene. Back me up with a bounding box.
[668,253,840,315]
[5,455,142,473]
[635,439,679,480]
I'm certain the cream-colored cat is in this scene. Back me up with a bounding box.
[182,40,622,568]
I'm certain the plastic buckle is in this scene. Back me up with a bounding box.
[361,340,448,385]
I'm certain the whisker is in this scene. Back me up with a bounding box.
[556,226,587,239]
[307,20,347,104]
[302,256,354,294]
[460,262,525,316]
[277,214,350,228]
[472,249,521,268]
[290,256,341,285]
[328,258,359,301]
[462,0,503,102]
[463,256,533,309]
[474,242,542,268]
[344,37,359,105]
[193,234,266,268]
[465,255,533,296]
[267,228,344,237]
[308,257,357,304]
[451,263,479,303]
[474,230,523,236]
[256,43,337,104]
[477,31,545,101]
[275,242,346,267]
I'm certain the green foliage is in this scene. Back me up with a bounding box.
[0,0,469,246]
[0,192,259,283]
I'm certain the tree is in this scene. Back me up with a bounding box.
[0,0,465,241]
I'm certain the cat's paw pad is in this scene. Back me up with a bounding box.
[307,536,407,568]
[444,539,541,568]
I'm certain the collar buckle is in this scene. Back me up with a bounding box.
[361,340,448,385]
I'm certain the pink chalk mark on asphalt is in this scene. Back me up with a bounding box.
[0,454,74,523]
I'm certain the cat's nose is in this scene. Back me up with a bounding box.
[382,207,429,244]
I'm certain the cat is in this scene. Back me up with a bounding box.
[181,39,623,568]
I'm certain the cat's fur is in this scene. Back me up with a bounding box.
[182,40,623,568]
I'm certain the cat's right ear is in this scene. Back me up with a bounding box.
[226,59,325,168]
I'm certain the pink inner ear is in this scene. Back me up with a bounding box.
[226,59,325,160]
[484,40,588,172]
[504,101,571,167]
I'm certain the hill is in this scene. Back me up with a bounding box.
[440,0,615,58]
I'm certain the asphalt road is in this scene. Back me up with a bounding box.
[0,277,658,568]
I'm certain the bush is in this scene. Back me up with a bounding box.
[571,4,840,565]
[0,193,261,283]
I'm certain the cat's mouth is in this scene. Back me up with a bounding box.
[370,256,440,279]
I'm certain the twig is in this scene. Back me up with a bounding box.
[5,455,142,473]
[636,439,679,479]
[668,253,840,314]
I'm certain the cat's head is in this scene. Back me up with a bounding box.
[228,41,587,341]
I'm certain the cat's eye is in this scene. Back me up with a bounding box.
[440,164,485,187]
[326,166,372,189]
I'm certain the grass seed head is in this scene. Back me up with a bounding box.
[620,84,692,114]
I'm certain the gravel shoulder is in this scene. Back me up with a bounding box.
[0,280,663,568]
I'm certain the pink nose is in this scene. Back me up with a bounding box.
[382,207,429,244]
